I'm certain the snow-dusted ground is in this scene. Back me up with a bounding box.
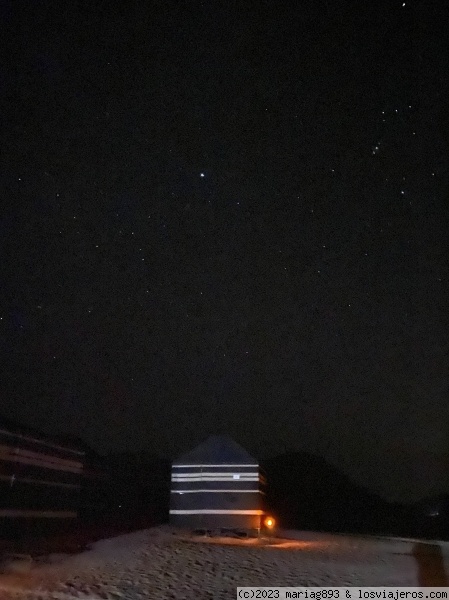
[0,526,448,599]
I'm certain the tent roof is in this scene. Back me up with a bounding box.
[173,434,257,466]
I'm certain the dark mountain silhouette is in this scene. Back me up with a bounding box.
[263,452,413,536]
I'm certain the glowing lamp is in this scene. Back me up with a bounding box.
[264,516,275,529]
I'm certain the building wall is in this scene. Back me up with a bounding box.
[0,426,84,535]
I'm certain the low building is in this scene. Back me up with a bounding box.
[0,417,85,537]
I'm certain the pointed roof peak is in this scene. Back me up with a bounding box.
[173,434,257,465]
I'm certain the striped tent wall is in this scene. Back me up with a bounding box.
[0,424,85,529]
[169,435,267,531]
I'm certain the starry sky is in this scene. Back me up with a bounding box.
[1,0,448,503]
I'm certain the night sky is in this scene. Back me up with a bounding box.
[1,0,448,503]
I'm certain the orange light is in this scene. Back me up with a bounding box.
[264,516,275,529]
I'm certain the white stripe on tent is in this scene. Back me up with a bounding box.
[0,510,77,518]
[171,489,263,494]
[172,464,259,468]
[172,471,259,478]
[169,509,264,515]
[172,471,259,476]
[172,477,260,483]
[172,475,259,479]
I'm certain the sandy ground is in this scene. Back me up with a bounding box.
[0,526,448,599]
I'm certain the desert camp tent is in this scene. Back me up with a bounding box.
[169,434,267,531]
[0,416,85,537]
